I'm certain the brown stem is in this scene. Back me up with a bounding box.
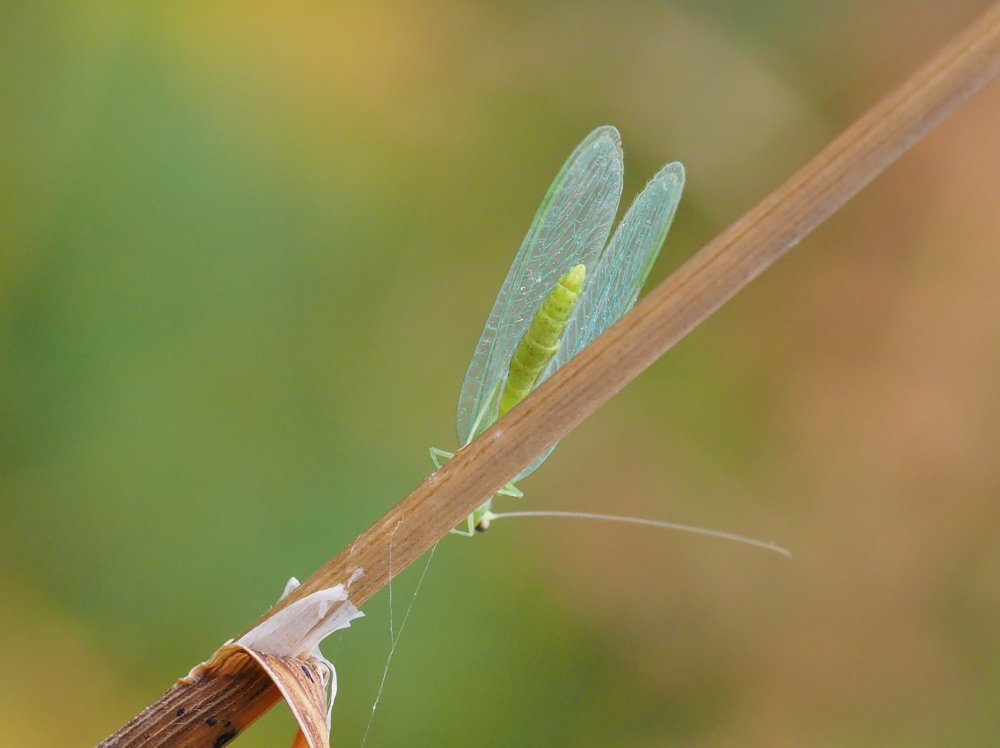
[100,4,1000,746]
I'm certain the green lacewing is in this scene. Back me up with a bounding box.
[431,126,684,535]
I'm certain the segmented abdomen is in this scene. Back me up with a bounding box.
[498,263,585,417]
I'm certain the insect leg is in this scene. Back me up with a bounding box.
[498,482,524,499]
[429,447,454,469]
[448,515,476,537]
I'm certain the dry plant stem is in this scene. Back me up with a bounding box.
[101,6,1000,746]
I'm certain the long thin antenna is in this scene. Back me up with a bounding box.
[488,510,792,558]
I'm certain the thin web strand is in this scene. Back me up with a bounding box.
[360,542,438,747]
[489,510,792,558]
[386,529,396,642]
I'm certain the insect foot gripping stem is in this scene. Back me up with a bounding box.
[429,446,454,470]
[498,263,585,417]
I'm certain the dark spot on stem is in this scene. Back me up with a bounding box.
[213,728,239,747]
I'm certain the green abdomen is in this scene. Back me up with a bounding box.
[498,263,585,417]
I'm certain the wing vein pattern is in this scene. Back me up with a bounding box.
[455,126,625,446]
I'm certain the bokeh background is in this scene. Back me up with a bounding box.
[3,2,999,745]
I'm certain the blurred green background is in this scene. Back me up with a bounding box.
[3,2,999,745]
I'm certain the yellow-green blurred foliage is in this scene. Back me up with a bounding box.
[2,2,999,745]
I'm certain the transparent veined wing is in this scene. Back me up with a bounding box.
[455,126,624,446]
[514,161,685,480]
[559,161,685,364]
